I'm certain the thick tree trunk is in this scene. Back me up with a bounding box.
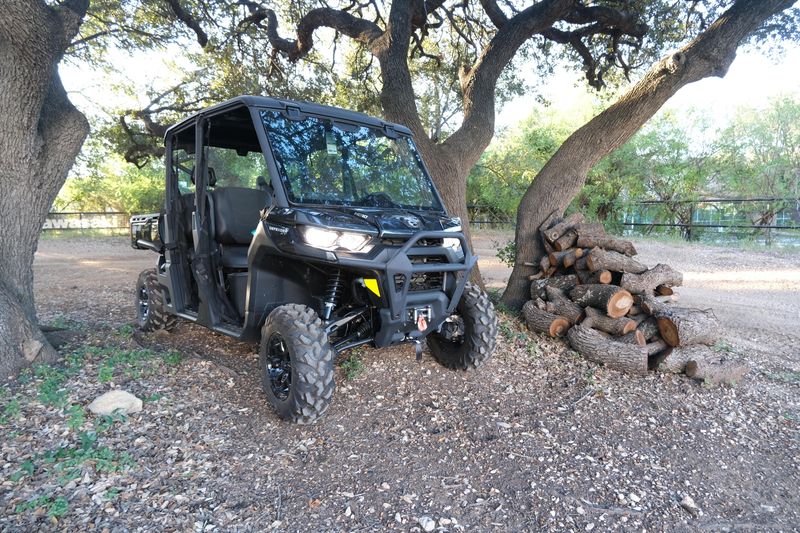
[0,0,90,377]
[500,0,794,310]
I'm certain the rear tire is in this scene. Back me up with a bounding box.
[136,269,178,332]
[427,283,497,370]
[259,304,336,424]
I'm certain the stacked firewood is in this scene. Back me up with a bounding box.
[521,213,747,384]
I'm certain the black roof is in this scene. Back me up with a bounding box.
[164,95,414,139]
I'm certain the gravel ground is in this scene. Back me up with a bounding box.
[0,234,798,532]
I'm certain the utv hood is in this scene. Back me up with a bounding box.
[267,206,461,238]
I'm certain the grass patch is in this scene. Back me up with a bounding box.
[116,323,135,338]
[765,370,800,385]
[44,315,85,331]
[341,348,366,380]
[1,395,22,424]
[5,339,184,519]
[10,413,134,487]
[15,495,69,517]
[86,346,181,382]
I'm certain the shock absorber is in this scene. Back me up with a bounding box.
[322,269,344,320]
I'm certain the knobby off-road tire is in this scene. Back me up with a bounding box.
[427,283,498,370]
[136,269,178,332]
[259,304,336,424]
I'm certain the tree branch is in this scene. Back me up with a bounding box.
[443,0,573,163]
[242,5,383,60]
[479,0,509,29]
[167,0,209,47]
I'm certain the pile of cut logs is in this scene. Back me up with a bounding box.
[521,213,747,385]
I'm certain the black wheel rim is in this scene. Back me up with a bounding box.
[435,315,466,351]
[138,285,149,323]
[266,333,292,400]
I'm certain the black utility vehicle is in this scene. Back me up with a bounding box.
[132,96,497,423]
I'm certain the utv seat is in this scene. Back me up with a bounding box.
[210,186,269,269]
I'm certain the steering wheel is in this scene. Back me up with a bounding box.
[359,191,397,207]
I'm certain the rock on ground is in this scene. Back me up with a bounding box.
[87,390,143,416]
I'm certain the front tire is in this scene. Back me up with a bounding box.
[135,269,178,332]
[259,304,336,424]
[427,283,498,370]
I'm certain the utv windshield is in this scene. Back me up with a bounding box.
[260,110,443,211]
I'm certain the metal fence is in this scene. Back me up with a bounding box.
[467,204,514,228]
[43,211,129,232]
[45,199,800,246]
[618,197,800,245]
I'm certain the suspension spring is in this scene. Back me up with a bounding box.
[351,318,371,339]
[322,269,344,320]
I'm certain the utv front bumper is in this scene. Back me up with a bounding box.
[335,231,476,347]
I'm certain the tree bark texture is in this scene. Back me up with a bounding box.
[583,306,636,336]
[544,286,584,325]
[685,357,749,386]
[576,232,636,256]
[569,285,633,318]
[576,269,612,285]
[522,301,570,337]
[617,329,646,347]
[586,248,648,274]
[637,294,673,316]
[567,324,648,375]
[657,345,714,374]
[657,308,722,347]
[0,0,90,376]
[531,274,578,300]
[501,0,795,310]
[544,213,584,243]
[637,317,660,341]
[549,248,582,268]
[620,264,683,294]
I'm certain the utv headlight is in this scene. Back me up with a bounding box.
[443,225,462,252]
[300,226,372,252]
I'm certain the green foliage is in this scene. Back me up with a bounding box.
[1,396,22,424]
[65,404,86,431]
[714,95,800,221]
[15,495,69,517]
[96,347,159,382]
[35,364,72,408]
[468,110,579,215]
[162,350,182,367]
[576,110,712,235]
[55,137,165,213]
[495,240,517,268]
[116,324,135,338]
[341,349,366,380]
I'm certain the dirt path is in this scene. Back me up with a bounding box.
[2,234,796,531]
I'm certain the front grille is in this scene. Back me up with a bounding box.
[393,256,445,292]
[382,237,444,247]
[409,271,443,291]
